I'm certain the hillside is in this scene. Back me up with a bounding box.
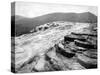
[11,12,97,36]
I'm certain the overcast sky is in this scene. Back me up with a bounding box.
[12,2,98,18]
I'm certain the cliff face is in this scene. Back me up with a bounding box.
[11,21,97,73]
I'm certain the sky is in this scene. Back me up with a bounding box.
[12,2,98,18]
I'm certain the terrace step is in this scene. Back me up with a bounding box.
[76,53,97,69]
[55,44,75,58]
[75,40,97,49]
[83,50,97,59]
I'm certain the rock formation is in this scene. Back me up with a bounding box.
[11,22,97,73]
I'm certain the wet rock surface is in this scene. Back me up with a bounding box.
[11,22,97,73]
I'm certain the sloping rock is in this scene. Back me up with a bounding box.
[75,40,97,49]
[83,50,97,59]
[45,49,70,71]
[55,44,75,58]
[71,32,97,37]
[72,46,86,54]
[56,53,85,70]
[64,34,86,43]
[64,36,75,42]
[76,53,97,69]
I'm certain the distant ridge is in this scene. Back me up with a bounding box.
[11,12,97,36]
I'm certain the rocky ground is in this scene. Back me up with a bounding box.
[11,21,97,73]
